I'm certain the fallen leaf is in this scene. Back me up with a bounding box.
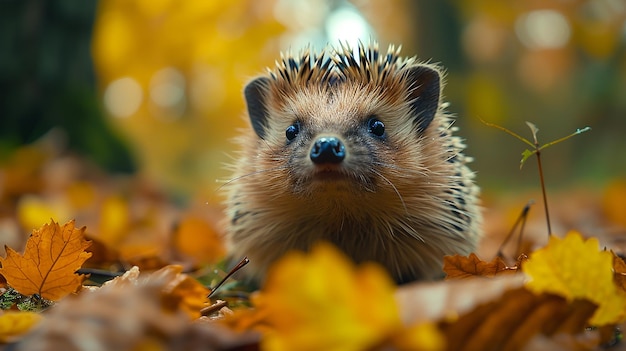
[0,146,47,200]
[0,219,92,300]
[172,216,225,264]
[124,252,171,271]
[153,265,211,319]
[16,195,72,234]
[82,234,122,270]
[0,311,43,343]
[444,253,519,279]
[439,288,597,351]
[65,181,96,210]
[224,242,444,351]
[100,265,210,320]
[396,275,526,326]
[221,303,271,334]
[396,271,603,350]
[522,331,602,351]
[523,231,626,325]
[613,253,626,293]
[97,195,130,247]
[12,265,247,351]
[603,179,626,228]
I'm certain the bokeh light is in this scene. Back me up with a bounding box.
[104,77,143,119]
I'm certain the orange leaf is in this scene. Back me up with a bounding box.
[603,179,626,228]
[155,265,212,319]
[173,216,225,264]
[0,219,92,300]
[443,253,519,279]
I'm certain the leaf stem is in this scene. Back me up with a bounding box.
[535,148,552,236]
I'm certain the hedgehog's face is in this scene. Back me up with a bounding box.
[258,84,388,195]
[243,58,442,198]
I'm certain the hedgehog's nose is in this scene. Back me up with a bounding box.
[310,137,345,164]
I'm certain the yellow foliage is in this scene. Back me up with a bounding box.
[0,311,43,343]
[16,195,72,232]
[241,243,444,351]
[91,0,287,195]
[523,231,626,326]
[98,195,130,247]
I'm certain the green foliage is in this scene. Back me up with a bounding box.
[482,119,591,235]
[481,119,591,169]
[0,287,53,312]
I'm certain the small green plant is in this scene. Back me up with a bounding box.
[482,119,591,236]
[0,287,53,312]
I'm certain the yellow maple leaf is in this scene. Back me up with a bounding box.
[0,219,92,300]
[0,311,42,343]
[522,231,626,325]
[242,242,443,351]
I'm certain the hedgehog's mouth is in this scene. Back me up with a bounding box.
[294,166,376,193]
[312,169,348,181]
[309,164,350,181]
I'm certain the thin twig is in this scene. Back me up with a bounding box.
[200,299,228,316]
[208,256,249,299]
[497,200,533,259]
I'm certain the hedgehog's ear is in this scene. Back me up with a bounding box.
[244,77,271,139]
[404,65,441,133]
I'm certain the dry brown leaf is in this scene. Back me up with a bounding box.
[613,253,626,293]
[522,332,602,351]
[396,274,608,351]
[124,253,171,271]
[440,288,597,351]
[443,253,520,279]
[82,234,123,269]
[0,219,92,300]
[396,275,526,325]
[13,265,254,351]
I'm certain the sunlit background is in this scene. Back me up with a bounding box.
[2,0,626,245]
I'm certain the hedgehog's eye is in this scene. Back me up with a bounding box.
[367,117,385,137]
[286,121,300,141]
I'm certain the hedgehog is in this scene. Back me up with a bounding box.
[224,42,481,284]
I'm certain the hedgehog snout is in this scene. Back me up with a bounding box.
[310,136,346,164]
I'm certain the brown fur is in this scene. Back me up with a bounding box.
[224,42,481,284]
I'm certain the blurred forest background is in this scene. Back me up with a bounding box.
[1,0,625,254]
